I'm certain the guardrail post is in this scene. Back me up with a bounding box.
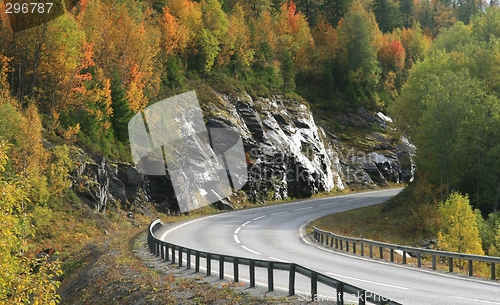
[206,253,212,276]
[155,240,160,256]
[402,251,406,264]
[249,260,255,288]
[346,241,349,252]
[171,245,176,264]
[353,242,357,254]
[335,238,339,249]
[432,255,436,270]
[320,233,324,244]
[468,260,473,276]
[219,255,224,280]
[160,242,165,259]
[448,257,453,272]
[379,246,384,259]
[187,249,191,269]
[195,251,200,273]
[337,282,344,305]
[361,243,364,256]
[165,243,169,261]
[369,245,373,257]
[289,263,296,296]
[340,240,343,250]
[390,249,394,262]
[330,236,334,247]
[268,261,274,291]
[234,257,239,282]
[417,253,421,267]
[179,247,183,267]
[491,263,496,280]
[311,271,317,300]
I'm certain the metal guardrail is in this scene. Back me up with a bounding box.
[313,226,500,280]
[148,219,403,305]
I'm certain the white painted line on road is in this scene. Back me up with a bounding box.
[327,272,410,290]
[294,206,313,211]
[318,203,333,207]
[270,211,289,215]
[253,215,266,220]
[241,221,251,227]
[234,227,241,234]
[450,296,500,304]
[158,214,220,238]
[234,235,240,244]
[268,256,289,263]
[241,246,261,255]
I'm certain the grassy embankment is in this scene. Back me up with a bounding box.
[54,199,296,304]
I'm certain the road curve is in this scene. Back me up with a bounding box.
[155,189,500,305]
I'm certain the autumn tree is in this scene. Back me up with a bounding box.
[276,1,314,74]
[160,6,190,57]
[197,0,229,72]
[400,22,430,70]
[0,130,61,305]
[79,0,160,113]
[378,34,406,102]
[220,4,255,73]
[438,193,484,261]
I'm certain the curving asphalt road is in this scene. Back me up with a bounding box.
[156,188,500,304]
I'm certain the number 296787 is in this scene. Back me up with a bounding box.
[5,2,53,14]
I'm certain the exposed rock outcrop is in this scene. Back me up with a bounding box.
[72,150,150,213]
[70,94,414,213]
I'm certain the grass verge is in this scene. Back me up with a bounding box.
[307,203,426,246]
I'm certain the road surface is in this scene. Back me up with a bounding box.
[155,189,500,304]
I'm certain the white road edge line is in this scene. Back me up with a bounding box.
[253,215,266,221]
[268,256,289,263]
[241,220,251,226]
[270,211,289,215]
[234,235,240,244]
[234,227,241,234]
[450,296,500,304]
[294,207,313,211]
[241,246,261,255]
[318,203,330,207]
[158,214,220,239]
[327,272,410,290]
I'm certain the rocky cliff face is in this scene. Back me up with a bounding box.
[71,93,414,214]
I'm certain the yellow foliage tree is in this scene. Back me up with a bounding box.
[437,192,484,268]
[0,139,62,304]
